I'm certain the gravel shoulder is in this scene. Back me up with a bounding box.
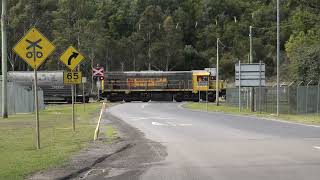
[29,106,167,180]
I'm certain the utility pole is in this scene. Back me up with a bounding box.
[1,0,8,118]
[249,25,255,112]
[276,0,280,116]
[216,38,219,106]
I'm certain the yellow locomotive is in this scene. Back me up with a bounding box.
[103,70,225,102]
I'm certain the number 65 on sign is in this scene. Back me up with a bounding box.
[64,72,82,84]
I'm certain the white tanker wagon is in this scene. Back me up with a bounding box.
[7,71,90,103]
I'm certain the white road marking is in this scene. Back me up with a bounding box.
[141,103,149,109]
[314,146,320,150]
[156,117,174,120]
[152,121,193,127]
[128,116,174,121]
[177,102,187,109]
[179,123,193,126]
[152,122,168,126]
[166,122,177,126]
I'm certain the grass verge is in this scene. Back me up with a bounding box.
[105,126,118,140]
[0,103,103,180]
[184,102,320,125]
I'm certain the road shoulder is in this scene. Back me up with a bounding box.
[181,102,320,128]
[29,106,167,180]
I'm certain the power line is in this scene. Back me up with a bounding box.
[137,17,320,33]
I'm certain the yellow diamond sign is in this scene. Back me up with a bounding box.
[13,27,55,70]
[60,46,85,71]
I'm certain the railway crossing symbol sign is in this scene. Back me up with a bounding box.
[59,46,85,71]
[13,27,56,70]
[92,67,104,77]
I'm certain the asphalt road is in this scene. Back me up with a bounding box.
[82,102,320,180]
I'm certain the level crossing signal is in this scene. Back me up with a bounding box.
[93,67,104,77]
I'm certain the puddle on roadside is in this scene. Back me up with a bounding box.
[77,168,129,179]
[78,168,107,179]
[104,168,129,178]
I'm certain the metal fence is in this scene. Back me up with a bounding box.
[0,82,45,115]
[226,85,320,115]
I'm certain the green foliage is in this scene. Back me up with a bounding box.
[3,0,320,81]
[286,30,320,82]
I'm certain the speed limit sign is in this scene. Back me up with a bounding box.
[63,71,82,84]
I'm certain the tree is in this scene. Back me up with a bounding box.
[3,0,320,82]
[136,5,163,70]
[286,30,320,81]
[162,16,183,70]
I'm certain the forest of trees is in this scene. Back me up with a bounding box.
[2,0,320,82]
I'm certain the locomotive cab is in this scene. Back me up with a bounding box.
[192,71,210,93]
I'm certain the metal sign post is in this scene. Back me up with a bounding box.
[206,90,208,111]
[60,46,85,132]
[259,61,262,113]
[63,71,82,131]
[317,80,320,117]
[97,78,100,102]
[238,61,241,112]
[306,80,313,118]
[82,77,87,111]
[71,83,75,131]
[34,69,40,148]
[31,40,41,148]
[13,27,55,149]
[83,82,85,111]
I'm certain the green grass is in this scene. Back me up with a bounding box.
[0,103,103,180]
[105,126,118,140]
[184,102,320,125]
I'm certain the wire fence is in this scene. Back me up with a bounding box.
[226,85,320,115]
[0,82,45,115]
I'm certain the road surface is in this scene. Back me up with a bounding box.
[80,102,320,180]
